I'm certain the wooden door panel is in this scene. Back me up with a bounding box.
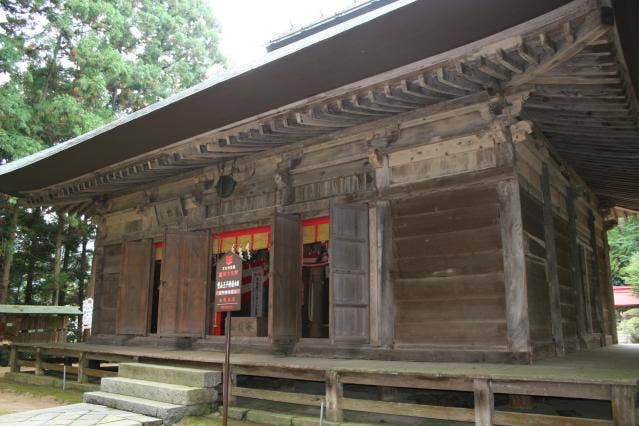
[116,239,153,335]
[270,213,302,341]
[330,203,370,343]
[158,232,209,336]
[158,234,180,335]
[176,232,209,335]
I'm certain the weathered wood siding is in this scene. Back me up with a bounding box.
[514,124,615,357]
[391,183,506,347]
[86,96,614,361]
[91,243,122,335]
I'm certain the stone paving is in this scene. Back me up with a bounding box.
[0,403,162,425]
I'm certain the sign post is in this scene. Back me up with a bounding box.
[214,252,243,426]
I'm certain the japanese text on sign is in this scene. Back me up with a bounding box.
[214,252,243,311]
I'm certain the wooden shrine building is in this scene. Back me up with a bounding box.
[2,0,639,423]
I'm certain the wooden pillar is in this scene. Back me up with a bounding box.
[325,371,343,422]
[588,209,606,341]
[370,200,394,347]
[229,372,237,405]
[35,348,43,376]
[77,352,88,383]
[473,379,494,426]
[567,186,587,343]
[601,224,618,344]
[541,164,565,356]
[9,345,19,373]
[611,385,636,426]
[498,179,530,355]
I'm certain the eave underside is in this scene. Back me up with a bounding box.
[19,1,639,213]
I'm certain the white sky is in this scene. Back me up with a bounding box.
[207,0,369,69]
[0,1,369,86]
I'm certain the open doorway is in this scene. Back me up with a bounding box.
[301,217,330,338]
[149,242,162,334]
[208,226,270,337]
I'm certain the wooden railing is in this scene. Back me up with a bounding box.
[227,367,633,425]
[8,343,637,425]
[9,345,121,383]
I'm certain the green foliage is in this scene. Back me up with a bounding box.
[618,317,639,343]
[0,376,84,404]
[1,0,224,161]
[621,307,639,319]
[607,217,639,286]
[0,0,224,308]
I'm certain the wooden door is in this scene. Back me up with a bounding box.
[269,213,302,342]
[116,239,153,335]
[330,203,370,343]
[176,232,209,335]
[158,232,209,336]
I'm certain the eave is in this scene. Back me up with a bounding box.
[3,0,639,213]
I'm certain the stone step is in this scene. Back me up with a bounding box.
[101,377,217,406]
[118,363,221,388]
[84,391,211,425]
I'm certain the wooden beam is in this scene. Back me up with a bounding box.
[340,397,475,423]
[508,11,611,87]
[9,346,19,373]
[232,386,323,406]
[77,352,88,383]
[35,348,43,376]
[325,371,343,422]
[542,163,565,356]
[498,178,531,355]
[611,385,636,426]
[474,379,494,426]
[587,211,603,330]
[494,410,613,426]
[567,186,588,342]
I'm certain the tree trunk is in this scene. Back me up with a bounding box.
[1,202,18,303]
[53,212,65,306]
[24,258,35,304]
[23,208,40,305]
[77,234,89,337]
[58,239,73,306]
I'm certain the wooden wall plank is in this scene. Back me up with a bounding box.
[542,164,565,355]
[498,178,531,354]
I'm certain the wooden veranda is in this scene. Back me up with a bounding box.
[7,342,639,425]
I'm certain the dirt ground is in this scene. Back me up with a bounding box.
[0,366,74,415]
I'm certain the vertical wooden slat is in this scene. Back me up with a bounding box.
[498,178,530,355]
[77,352,87,383]
[567,186,587,342]
[35,348,43,376]
[269,213,302,342]
[176,232,209,336]
[116,239,153,336]
[377,200,394,347]
[588,209,606,340]
[611,385,636,426]
[601,225,618,344]
[325,370,343,422]
[474,379,494,426]
[158,233,179,335]
[541,164,564,356]
[330,203,370,343]
[9,346,19,373]
[369,205,380,346]
[158,232,209,336]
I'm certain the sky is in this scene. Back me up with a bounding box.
[206,0,369,70]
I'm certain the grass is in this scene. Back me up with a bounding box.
[178,415,261,425]
[0,377,84,404]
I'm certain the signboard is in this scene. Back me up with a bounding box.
[214,252,243,312]
[82,298,93,331]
